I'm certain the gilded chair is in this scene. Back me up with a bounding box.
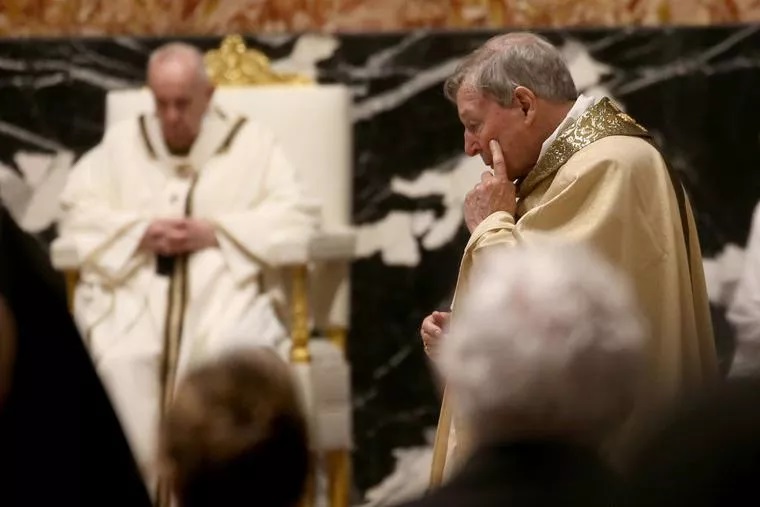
[50,35,355,507]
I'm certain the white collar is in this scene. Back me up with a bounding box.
[536,94,598,163]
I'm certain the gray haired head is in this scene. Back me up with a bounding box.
[444,32,578,106]
[440,241,647,445]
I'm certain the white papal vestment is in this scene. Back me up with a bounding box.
[58,106,318,489]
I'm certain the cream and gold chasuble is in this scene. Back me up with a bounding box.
[430,98,718,485]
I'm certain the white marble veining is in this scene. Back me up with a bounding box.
[352,58,462,122]
[562,38,616,100]
[0,56,28,71]
[703,244,746,306]
[270,33,340,81]
[0,150,73,232]
[360,31,431,78]
[361,428,436,507]
[617,25,759,96]
[0,121,65,152]
[33,59,140,89]
[0,73,67,90]
[113,36,149,52]
[356,155,483,266]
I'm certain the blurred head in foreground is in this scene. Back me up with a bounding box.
[161,347,309,507]
[0,205,151,506]
[440,242,647,448]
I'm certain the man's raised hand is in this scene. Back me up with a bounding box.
[463,139,517,233]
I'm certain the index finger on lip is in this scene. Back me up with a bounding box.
[489,139,507,179]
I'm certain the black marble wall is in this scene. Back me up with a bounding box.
[1,26,759,496]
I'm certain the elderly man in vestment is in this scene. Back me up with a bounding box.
[58,43,317,493]
[420,32,718,483]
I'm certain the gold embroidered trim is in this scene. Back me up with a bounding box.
[138,114,157,159]
[519,97,649,198]
[216,116,248,154]
[156,172,199,506]
[214,105,228,120]
[159,171,199,411]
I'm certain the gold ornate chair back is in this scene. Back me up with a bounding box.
[204,34,312,86]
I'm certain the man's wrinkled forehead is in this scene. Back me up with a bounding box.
[456,84,484,120]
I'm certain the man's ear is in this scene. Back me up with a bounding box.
[513,86,537,125]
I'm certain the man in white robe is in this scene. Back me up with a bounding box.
[58,43,318,494]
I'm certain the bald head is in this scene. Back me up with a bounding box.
[148,43,209,87]
[147,42,215,153]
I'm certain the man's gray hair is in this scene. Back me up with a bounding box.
[147,42,210,85]
[440,242,646,443]
[444,32,578,106]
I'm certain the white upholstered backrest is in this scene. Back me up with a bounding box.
[105,85,353,228]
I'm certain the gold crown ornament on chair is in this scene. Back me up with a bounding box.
[204,34,313,86]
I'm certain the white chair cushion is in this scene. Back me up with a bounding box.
[291,340,353,451]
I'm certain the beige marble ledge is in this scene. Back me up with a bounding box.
[1,0,760,36]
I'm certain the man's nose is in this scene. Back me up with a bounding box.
[464,131,480,157]
[165,107,181,124]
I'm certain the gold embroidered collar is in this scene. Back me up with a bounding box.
[138,107,248,161]
[518,97,649,198]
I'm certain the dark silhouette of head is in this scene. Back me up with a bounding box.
[161,348,310,507]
